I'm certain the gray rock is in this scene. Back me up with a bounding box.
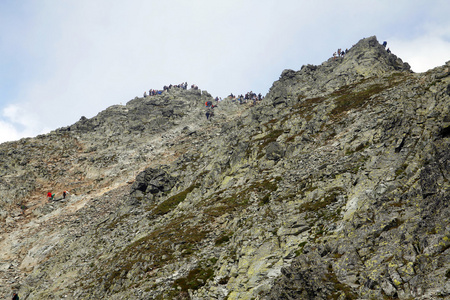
[1,36,449,300]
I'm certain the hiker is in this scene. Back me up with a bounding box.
[383,41,387,48]
[63,190,69,199]
[386,48,391,54]
[205,106,215,120]
[12,292,19,300]
[19,202,27,214]
[47,192,53,201]
[143,91,147,98]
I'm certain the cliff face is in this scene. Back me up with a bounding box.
[1,36,449,299]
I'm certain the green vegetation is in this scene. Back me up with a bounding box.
[254,129,284,150]
[345,142,369,156]
[292,97,326,118]
[218,276,230,284]
[329,74,407,122]
[172,266,214,293]
[204,177,280,218]
[285,130,305,143]
[330,83,385,118]
[98,216,208,293]
[298,187,344,213]
[326,264,358,300]
[153,182,200,215]
[214,232,233,246]
[105,213,130,230]
[294,241,308,257]
[259,193,271,205]
[395,163,408,177]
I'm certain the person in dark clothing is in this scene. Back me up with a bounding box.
[12,292,19,300]
[383,41,387,48]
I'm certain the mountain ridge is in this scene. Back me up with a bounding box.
[1,36,449,299]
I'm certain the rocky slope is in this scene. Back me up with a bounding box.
[0,36,449,299]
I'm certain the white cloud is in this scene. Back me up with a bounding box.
[0,120,23,144]
[390,33,450,72]
[0,104,48,143]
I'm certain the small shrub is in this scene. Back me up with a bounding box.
[153,183,200,215]
[218,276,230,285]
[395,164,408,177]
[215,233,232,246]
[173,267,214,292]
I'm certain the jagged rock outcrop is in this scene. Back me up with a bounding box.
[1,36,449,300]
[129,167,177,205]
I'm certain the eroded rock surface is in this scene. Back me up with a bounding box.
[1,36,449,299]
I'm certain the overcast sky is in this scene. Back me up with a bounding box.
[1,0,449,144]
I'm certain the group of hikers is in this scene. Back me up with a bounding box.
[205,90,264,120]
[333,48,349,59]
[144,82,198,98]
[333,40,391,60]
[382,41,391,53]
[141,82,264,121]
[224,91,264,105]
[47,190,69,201]
[205,100,216,120]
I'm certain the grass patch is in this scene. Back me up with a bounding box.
[295,241,308,257]
[285,130,305,143]
[173,266,214,292]
[346,142,369,156]
[395,163,408,177]
[98,216,208,293]
[326,264,358,300]
[254,129,284,150]
[330,83,385,119]
[257,178,280,205]
[329,74,407,122]
[214,232,233,246]
[105,213,130,230]
[218,276,230,285]
[259,193,271,205]
[153,182,200,215]
[204,178,280,216]
[298,187,344,213]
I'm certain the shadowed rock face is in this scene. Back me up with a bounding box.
[1,36,449,299]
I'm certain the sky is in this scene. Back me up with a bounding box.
[1,0,450,144]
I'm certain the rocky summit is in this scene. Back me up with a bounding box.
[0,36,449,299]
